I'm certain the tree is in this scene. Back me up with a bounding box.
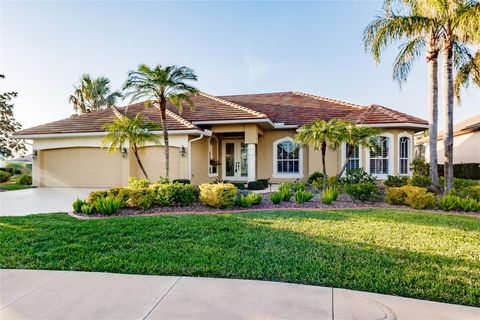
[363,0,442,187]
[454,50,480,102]
[336,124,382,179]
[123,64,199,178]
[102,109,160,178]
[69,74,122,114]
[0,75,26,158]
[295,119,345,190]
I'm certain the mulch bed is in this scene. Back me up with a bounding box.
[68,193,480,219]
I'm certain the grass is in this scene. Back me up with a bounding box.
[0,208,479,306]
[0,175,32,191]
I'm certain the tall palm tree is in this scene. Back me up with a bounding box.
[102,110,160,178]
[363,0,442,187]
[336,124,382,179]
[123,64,199,178]
[295,119,345,190]
[69,74,122,114]
[454,50,480,101]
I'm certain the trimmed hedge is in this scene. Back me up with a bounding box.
[0,171,11,183]
[199,183,237,208]
[438,163,480,180]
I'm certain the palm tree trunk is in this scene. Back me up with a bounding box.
[443,40,454,191]
[426,43,439,187]
[337,144,354,179]
[321,141,327,191]
[159,99,170,178]
[132,146,148,179]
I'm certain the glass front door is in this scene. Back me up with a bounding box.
[223,141,248,181]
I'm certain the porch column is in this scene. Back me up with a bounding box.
[247,143,256,182]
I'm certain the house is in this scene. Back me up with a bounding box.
[416,114,480,164]
[13,92,428,187]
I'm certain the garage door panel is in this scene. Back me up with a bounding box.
[40,148,122,187]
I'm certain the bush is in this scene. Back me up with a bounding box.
[199,183,237,208]
[410,159,430,176]
[87,190,108,204]
[321,187,338,205]
[292,183,306,192]
[128,177,151,189]
[170,183,199,206]
[312,176,337,190]
[127,188,155,210]
[384,175,409,187]
[247,180,266,190]
[80,203,95,215]
[438,163,480,179]
[151,183,174,206]
[257,179,269,189]
[107,187,130,205]
[236,193,263,208]
[13,168,22,174]
[269,192,283,204]
[233,182,245,190]
[172,179,190,184]
[278,183,292,201]
[457,198,480,212]
[459,186,480,201]
[385,187,408,205]
[0,167,14,175]
[156,176,171,184]
[19,174,32,185]
[344,182,381,202]
[403,186,435,210]
[453,178,478,190]
[72,198,85,212]
[308,171,323,184]
[0,171,11,183]
[410,175,431,188]
[294,190,314,204]
[342,168,376,185]
[437,195,459,211]
[94,196,122,215]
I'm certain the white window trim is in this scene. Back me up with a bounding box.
[398,132,413,176]
[340,143,363,176]
[366,132,394,180]
[272,137,303,179]
[208,136,219,177]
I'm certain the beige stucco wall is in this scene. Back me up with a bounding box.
[425,131,480,164]
[189,136,217,185]
[133,146,188,181]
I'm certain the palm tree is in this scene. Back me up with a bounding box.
[69,74,122,114]
[123,64,199,178]
[336,124,382,179]
[295,119,345,190]
[454,50,480,101]
[102,110,160,178]
[363,0,442,187]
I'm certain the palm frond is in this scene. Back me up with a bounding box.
[393,36,426,85]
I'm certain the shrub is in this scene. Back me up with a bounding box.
[278,183,292,201]
[437,195,459,211]
[404,187,435,210]
[385,187,408,205]
[108,187,130,205]
[14,168,22,174]
[80,203,95,215]
[247,180,266,190]
[460,186,480,201]
[0,171,11,183]
[87,190,108,204]
[342,168,376,185]
[438,163,480,179]
[294,190,314,204]
[128,177,151,189]
[344,182,381,202]
[312,176,338,190]
[170,183,199,206]
[453,178,479,190]
[127,188,155,210]
[308,171,323,184]
[269,192,283,204]
[172,179,190,184]
[410,159,430,176]
[156,176,171,184]
[292,183,306,192]
[0,167,14,175]
[199,183,237,208]
[94,196,122,215]
[151,183,174,206]
[72,198,85,212]
[410,175,431,188]
[384,175,409,188]
[321,187,338,205]
[257,179,269,189]
[19,174,32,185]
[457,198,480,212]
[233,182,245,190]
[236,193,263,208]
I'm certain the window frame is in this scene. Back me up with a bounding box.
[398,132,413,176]
[272,137,303,179]
[208,136,219,177]
[366,133,394,179]
[340,143,362,175]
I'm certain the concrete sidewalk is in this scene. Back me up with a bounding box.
[1,270,478,320]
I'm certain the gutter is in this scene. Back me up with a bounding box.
[188,129,212,181]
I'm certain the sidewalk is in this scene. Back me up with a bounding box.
[1,269,478,319]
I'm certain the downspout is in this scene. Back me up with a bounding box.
[188,131,209,181]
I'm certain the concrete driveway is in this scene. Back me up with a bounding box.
[0,187,99,216]
[1,270,479,320]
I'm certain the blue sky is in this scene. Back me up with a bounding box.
[1,1,478,131]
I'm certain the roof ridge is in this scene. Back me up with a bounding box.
[199,91,268,118]
[292,91,364,109]
[165,109,197,129]
[219,91,294,97]
[370,104,411,122]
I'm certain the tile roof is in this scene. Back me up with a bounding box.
[14,91,427,136]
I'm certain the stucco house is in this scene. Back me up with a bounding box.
[13,92,428,187]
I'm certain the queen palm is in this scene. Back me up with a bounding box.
[363,0,442,187]
[102,110,160,178]
[69,74,122,114]
[295,119,345,190]
[454,50,480,101]
[123,64,199,178]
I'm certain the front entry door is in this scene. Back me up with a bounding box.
[223,140,248,181]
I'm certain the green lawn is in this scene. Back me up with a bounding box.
[0,209,479,306]
[0,175,32,191]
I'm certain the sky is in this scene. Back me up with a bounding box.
[1,1,479,132]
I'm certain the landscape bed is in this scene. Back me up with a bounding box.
[1,208,479,306]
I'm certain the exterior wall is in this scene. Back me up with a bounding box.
[132,146,189,181]
[190,136,217,185]
[308,146,340,178]
[424,132,480,164]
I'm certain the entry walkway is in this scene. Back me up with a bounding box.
[1,270,478,319]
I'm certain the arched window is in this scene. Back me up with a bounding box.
[345,143,360,171]
[369,136,390,175]
[399,135,411,175]
[273,138,302,178]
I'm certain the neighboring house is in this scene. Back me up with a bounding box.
[13,91,428,187]
[416,114,480,164]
